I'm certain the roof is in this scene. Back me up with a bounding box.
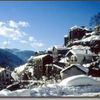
[46,64,64,70]
[70,25,89,31]
[61,64,88,73]
[33,54,50,60]
[81,34,100,42]
[53,45,67,50]
[66,48,96,57]
[59,57,69,63]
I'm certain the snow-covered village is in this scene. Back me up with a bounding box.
[0,1,100,98]
[0,24,100,97]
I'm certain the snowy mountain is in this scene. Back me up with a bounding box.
[5,49,35,62]
[0,49,24,69]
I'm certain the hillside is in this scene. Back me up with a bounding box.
[5,49,35,62]
[0,49,24,69]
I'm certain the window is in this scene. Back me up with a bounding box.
[6,74,9,77]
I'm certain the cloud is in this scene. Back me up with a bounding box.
[2,41,10,48]
[0,22,5,26]
[30,42,44,47]
[28,36,44,48]
[0,20,29,40]
[8,20,29,28]
[18,21,29,27]
[20,40,28,44]
[28,36,37,42]
[0,20,44,50]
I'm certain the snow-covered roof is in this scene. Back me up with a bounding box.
[46,64,64,70]
[14,63,28,74]
[70,25,89,31]
[33,54,48,59]
[53,45,67,50]
[81,35,100,42]
[70,45,90,50]
[83,63,91,68]
[66,48,96,57]
[86,31,96,36]
[70,25,79,30]
[59,57,69,63]
[61,64,88,73]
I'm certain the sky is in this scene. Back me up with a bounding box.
[0,1,100,51]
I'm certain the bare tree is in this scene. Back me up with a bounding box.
[90,12,100,27]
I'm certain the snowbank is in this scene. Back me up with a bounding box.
[1,75,100,97]
[59,75,100,87]
[0,80,100,97]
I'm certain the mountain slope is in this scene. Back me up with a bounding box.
[5,49,35,62]
[0,49,24,69]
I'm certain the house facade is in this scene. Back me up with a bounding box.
[52,46,69,63]
[60,64,88,79]
[0,67,12,89]
[45,64,64,79]
[33,54,53,79]
[64,49,97,65]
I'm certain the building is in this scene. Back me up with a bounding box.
[60,64,88,79]
[65,48,97,65]
[69,25,90,41]
[33,54,53,79]
[52,46,69,63]
[45,64,64,79]
[0,67,12,89]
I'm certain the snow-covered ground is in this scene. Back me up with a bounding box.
[0,84,100,97]
[0,75,100,97]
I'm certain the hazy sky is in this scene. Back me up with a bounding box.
[0,1,100,51]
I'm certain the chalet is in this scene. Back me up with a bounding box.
[33,54,53,79]
[0,67,12,89]
[52,46,69,63]
[60,64,88,79]
[65,48,97,65]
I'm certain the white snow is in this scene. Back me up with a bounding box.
[70,25,88,31]
[59,57,69,64]
[59,75,100,87]
[70,25,79,31]
[1,75,100,97]
[81,34,100,42]
[61,64,88,74]
[11,64,28,80]
[11,62,34,81]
